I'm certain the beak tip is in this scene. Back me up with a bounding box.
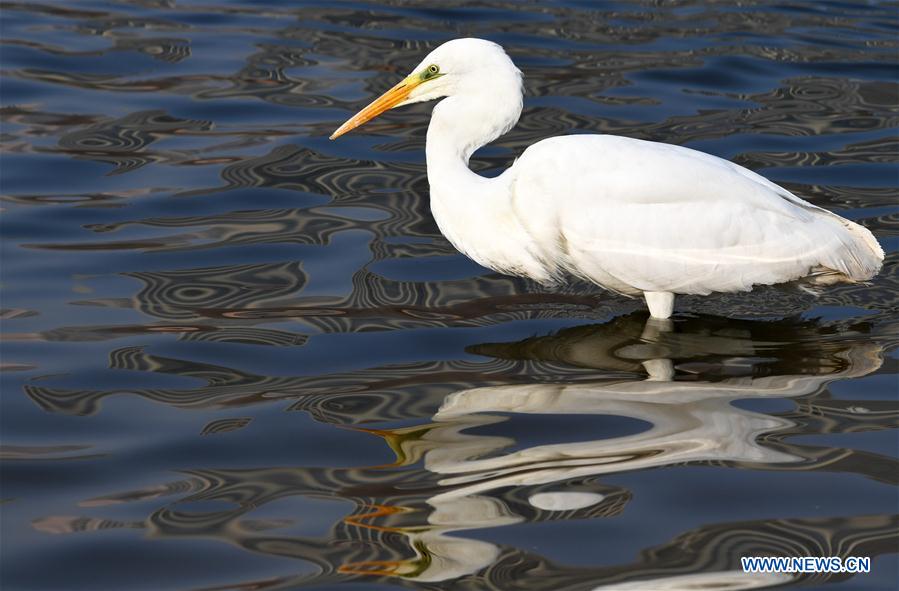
[328,77,414,143]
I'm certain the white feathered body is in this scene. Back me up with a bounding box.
[434,134,883,296]
[334,38,883,314]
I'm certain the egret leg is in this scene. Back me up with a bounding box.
[644,291,674,319]
[640,316,673,340]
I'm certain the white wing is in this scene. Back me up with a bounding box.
[509,135,883,295]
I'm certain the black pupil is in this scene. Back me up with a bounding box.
[429,66,437,73]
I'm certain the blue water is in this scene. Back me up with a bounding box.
[1,2,897,590]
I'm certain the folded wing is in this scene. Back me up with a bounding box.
[510,135,883,295]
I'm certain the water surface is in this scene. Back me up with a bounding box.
[1,1,898,590]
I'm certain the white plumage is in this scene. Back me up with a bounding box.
[331,38,883,318]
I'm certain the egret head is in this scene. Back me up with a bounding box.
[330,38,520,140]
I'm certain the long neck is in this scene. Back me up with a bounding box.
[423,85,545,278]
[425,87,523,193]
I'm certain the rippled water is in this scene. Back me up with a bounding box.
[2,2,898,590]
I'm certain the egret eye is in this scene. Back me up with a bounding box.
[427,64,439,76]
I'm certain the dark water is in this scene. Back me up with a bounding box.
[1,1,898,590]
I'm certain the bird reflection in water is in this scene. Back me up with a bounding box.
[340,314,892,584]
[31,314,897,589]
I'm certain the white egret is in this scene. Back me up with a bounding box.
[330,38,883,319]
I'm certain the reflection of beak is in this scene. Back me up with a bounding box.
[339,559,409,577]
[353,423,437,467]
[340,540,432,578]
[330,76,419,139]
[343,502,413,533]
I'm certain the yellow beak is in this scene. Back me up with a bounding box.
[330,76,419,140]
